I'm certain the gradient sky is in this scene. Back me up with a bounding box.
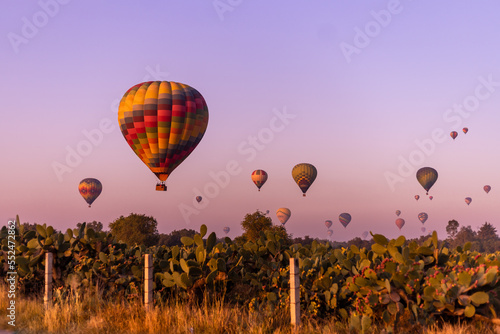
[2,1,500,241]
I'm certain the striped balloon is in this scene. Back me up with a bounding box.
[118,81,209,189]
[450,131,458,140]
[418,212,428,224]
[416,167,438,195]
[78,178,102,208]
[251,170,268,191]
[339,213,351,228]
[292,163,317,197]
[276,208,291,225]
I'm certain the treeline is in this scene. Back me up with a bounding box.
[20,214,500,253]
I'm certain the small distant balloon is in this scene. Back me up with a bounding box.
[415,195,420,201]
[421,227,426,233]
[325,220,332,229]
[418,212,428,224]
[416,167,438,195]
[266,210,270,214]
[78,178,102,208]
[429,196,433,200]
[223,226,230,235]
[465,197,472,205]
[327,229,333,237]
[196,196,202,203]
[395,218,405,230]
[450,131,458,140]
[361,231,369,240]
[463,127,468,134]
[251,170,268,191]
[395,210,401,217]
[276,208,291,225]
[484,185,491,194]
[339,213,351,228]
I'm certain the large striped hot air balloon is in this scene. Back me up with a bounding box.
[118,81,209,191]
[78,178,102,208]
[292,163,317,196]
[395,218,405,230]
[339,213,351,228]
[251,170,268,191]
[416,167,438,195]
[418,212,428,224]
[276,208,291,225]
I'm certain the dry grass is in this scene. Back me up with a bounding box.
[1,284,499,334]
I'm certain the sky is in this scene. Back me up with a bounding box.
[2,0,500,241]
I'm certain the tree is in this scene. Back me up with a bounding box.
[109,213,159,247]
[77,221,103,232]
[451,225,479,251]
[446,220,459,239]
[477,222,500,253]
[239,210,292,244]
[158,229,197,247]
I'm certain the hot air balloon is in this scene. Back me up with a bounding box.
[223,226,230,235]
[395,218,405,230]
[484,185,491,194]
[450,131,458,140]
[196,196,202,203]
[395,210,401,217]
[415,195,420,201]
[465,197,472,205]
[118,81,209,191]
[276,208,291,225]
[429,196,433,200]
[78,178,102,208]
[463,127,468,134]
[416,167,438,195]
[339,213,351,228]
[361,231,369,240]
[421,227,426,233]
[251,170,268,191]
[418,212,428,224]
[292,163,317,196]
[266,210,270,214]
[327,229,333,237]
[325,220,332,229]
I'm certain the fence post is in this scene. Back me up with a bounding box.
[44,252,53,309]
[144,254,153,311]
[290,258,300,327]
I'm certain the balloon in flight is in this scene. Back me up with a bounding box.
[463,127,468,134]
[450,131,458,140]
[325,220,332,229]
[416,167,438,195]
[251,170,268,191]
[429,196,433,200]
[292,163,317,196]
[418,212,428,224]
[395,210,401,217]
[484,185,491,194]
[196,196,202,203]
[276,208,291,225]
[361,231,369,240]
[223,226,230,235]
[465,197,472,205]
[117,81,209,191]
[78,178,102,208]
[339,213,351,228]
[327,229,333,237]
[421,227,426,233]
[395,218,405,230]
[415,195,420,201]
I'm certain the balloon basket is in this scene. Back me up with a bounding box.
[156,183,167,191]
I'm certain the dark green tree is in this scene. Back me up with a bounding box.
[77,221,103,232]
[477,222,500,253]
[446,219,459,239]
[109,213,159,247]
[157,229,197,247]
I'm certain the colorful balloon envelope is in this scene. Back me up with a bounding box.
[463,127,468,134]
[325,220,333,229]
[421,227,426,233]
[339,213,351,228]
[484,185,491,194]
[415,195,420,201]
[395,218,405,230]
[78,178,102,208]
[292,163,317,197]
[118,81,209,191]
[450,131,458,140]
[251,169,268,191]
[429,196,433,200]
[327,229,333,237]
[276,208,291,225]
[418,212,428,224]
[395,210,401,217]
[223,226,230,234]
[196,196,202,203]
[465,197,472,205]
[416,167,438,195]
[361,231,369,240]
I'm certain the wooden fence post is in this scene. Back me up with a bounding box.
[290,258,300,327]
[44,252,53,309]
[144,254,153,311]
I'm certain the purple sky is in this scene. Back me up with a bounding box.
[2,1,500,241]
